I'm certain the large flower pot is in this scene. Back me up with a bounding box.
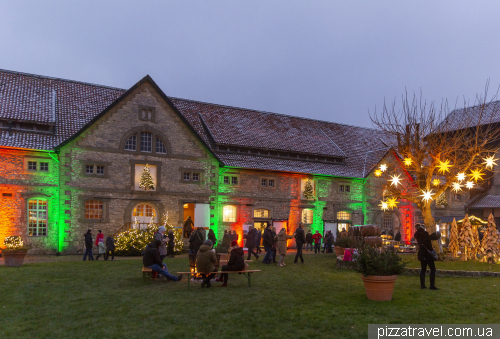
[361,275,398,301]
[335,247,345,256]
[2,249,28,267]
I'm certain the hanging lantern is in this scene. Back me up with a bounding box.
[437,159,453,174]
[374,170,382,177]
[482,155,498,170]
[386,197,399,210]
[456,173,466,182]
[451,182,463,192]
[420,189,434,203]
[379,164,388,172]
[466,181,474,189]
[468,168,485,182]
[403,158,412,166]
[432,179,441,186]
[389,174,402,187]
[379,201,389,211]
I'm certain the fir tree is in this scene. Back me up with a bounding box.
[458,214,476,260]
[481,213,500,264]
[448,217,459,258]
[139,164,155,190]
[303,179,315,200]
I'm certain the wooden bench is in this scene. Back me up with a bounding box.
[142,267,154,282]
[177,270,261,289]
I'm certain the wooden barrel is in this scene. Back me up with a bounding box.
[348,226,361,237]
[360,225,381,237]
[364,236,383,248]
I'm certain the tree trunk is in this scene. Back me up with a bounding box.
[421,203,442,253]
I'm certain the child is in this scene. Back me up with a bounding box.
[96,237,107,260]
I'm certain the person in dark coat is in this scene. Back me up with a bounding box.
[188,229,197,255]
[183,216,194,238]
[325,231,334,253]
[191,229,204,255]
[222,230,231,249]
[208,229,217,246]
[305,230,313,251]
[143,240,182,281]
[231,230,238,243]
[262,224,275,264]
[167,229,175,258]
[294,223,306,264]
[245,227,259,260]
[196,240,218,288]
[414,223,441,290]
[83,229,94,261]
[218,241,245,287]
[394,231,402,242]
[271,227,278,263]
[105,234,115,261]
[255,228,262,253]
[200,227,207,242]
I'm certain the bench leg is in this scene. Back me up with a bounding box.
[243,273,251,287]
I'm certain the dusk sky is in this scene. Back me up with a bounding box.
[1,1,499,128]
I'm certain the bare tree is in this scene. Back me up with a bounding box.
[370,84,500,251]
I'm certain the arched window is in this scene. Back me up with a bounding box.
[140,132,152,152]
[223,205,237,222]
[125,134,137,151]
[156,137,167,154]
[301,209,313,224]
[337,211,351,220]
[85,200,103,220]
[28,199,47,236]
[383,212,393,230]
[254,208,270,218]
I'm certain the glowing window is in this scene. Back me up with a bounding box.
[28,199,47,236]
[301,209,313,224]
[156,136,167,154]
[133,203,156,218]
[223,205,237,222]
[338,223,350,232]
[383,212,393,229]
[85,200,103,220]
[337,211,351,220]
[140,132,152,152]
[125,134,137,151]
[254,209,270,218]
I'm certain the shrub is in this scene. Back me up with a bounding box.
[334,236,360,248]
[3,236,24,250]
[115,224,183,256]
[353,245,406,277]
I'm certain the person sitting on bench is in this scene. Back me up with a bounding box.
[217,240,245,287]
[143,240,182,282]
[196,239,218,288]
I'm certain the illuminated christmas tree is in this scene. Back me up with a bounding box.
[448,218,459,258]
[303,179,315,200]
[436,193,448,207]
[481,213,500,264]
[139,164,155,190]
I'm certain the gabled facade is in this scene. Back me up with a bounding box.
[0,69,402,253]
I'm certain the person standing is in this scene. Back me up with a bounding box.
[167,229,175,258]
[394,231,402,242]
[312,230,322,254]
[325,231,334,253]
[305,230,313,251]
[83,229,94,261]
[143,240,183,282]
[208,229,217,247]
[271,226,278,263]
[262,224,275,264]
[95,230,104,247]
[193,228,204,255]
[414,223,441,290]
[245,227,259,260]
[322,230,332,253]
[218,241,245,287]
[196,240,218,288]
[154,226,168,261]
[255,227,262,254]
[294,223,306,264]
[275,228,294,266]
[200,227,207,242]
[222,230,231,249]
[96,237,106,260]
[105,234,115,261]
[183,216,194,238]
[232,230,238,244]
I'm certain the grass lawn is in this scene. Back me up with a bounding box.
[1,254,500,339]
[401,254,500,272]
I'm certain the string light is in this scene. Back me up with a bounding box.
[468,168,485,182]
[451,182,463,192]
[432,179,441,186]
[456,173,466,182]
[420,189,434,203]
[482,155,498,170]
[437,159,453,174]
[389,174,402,187]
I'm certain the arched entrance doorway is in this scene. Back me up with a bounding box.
[132,203,158,229]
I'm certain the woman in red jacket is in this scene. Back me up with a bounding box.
[95,230,104,246]
[312,231,322,254]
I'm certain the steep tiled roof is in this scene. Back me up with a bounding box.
[0,69,125,149]
[441,101,500,133]
[467,195,500,208]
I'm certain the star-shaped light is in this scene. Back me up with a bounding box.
[456,173,466,182]
[451,182,463,192]
[403,158,412,166]
[466,181,474,189]
[483,155,498,170]
[437,159,453,174]
[374,170,382,177]
[386,197,399,210]
[420,189,434,203]
[468,168,485,182]
[379,201,389,211]
[380,164,388,172]
[432,179,441,186]
[389,174,402,187]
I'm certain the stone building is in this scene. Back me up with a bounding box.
[1,69,431,254]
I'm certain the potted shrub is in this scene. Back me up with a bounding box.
[334,236,353,256]
[2,236,30,267]
[353,245,406,301]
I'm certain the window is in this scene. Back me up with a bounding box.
[183,171,202,182]
[223,205,237,222]
[140,132,152,152]
[337,211,351,220]
[302,209,314,224]
[383,212,393,230]
[261,178,275,188]
[338,223,350,232]
[141,108,153,121]
[156,137,167,154]
[28,199,47,236]
[125,134,137,151]
[339,184,351,193]
[28,161,37,171]
[133,203,156,218]
[254,209,270,218]
[261,179,267,187]
[223,175,239,186]
[86,165,94,174]
[192,173,199,182]
[85,200,103,220]
[183,172,191,181]
[40,162,49,172]
[268,179,275,187]
[96,166,104,175]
